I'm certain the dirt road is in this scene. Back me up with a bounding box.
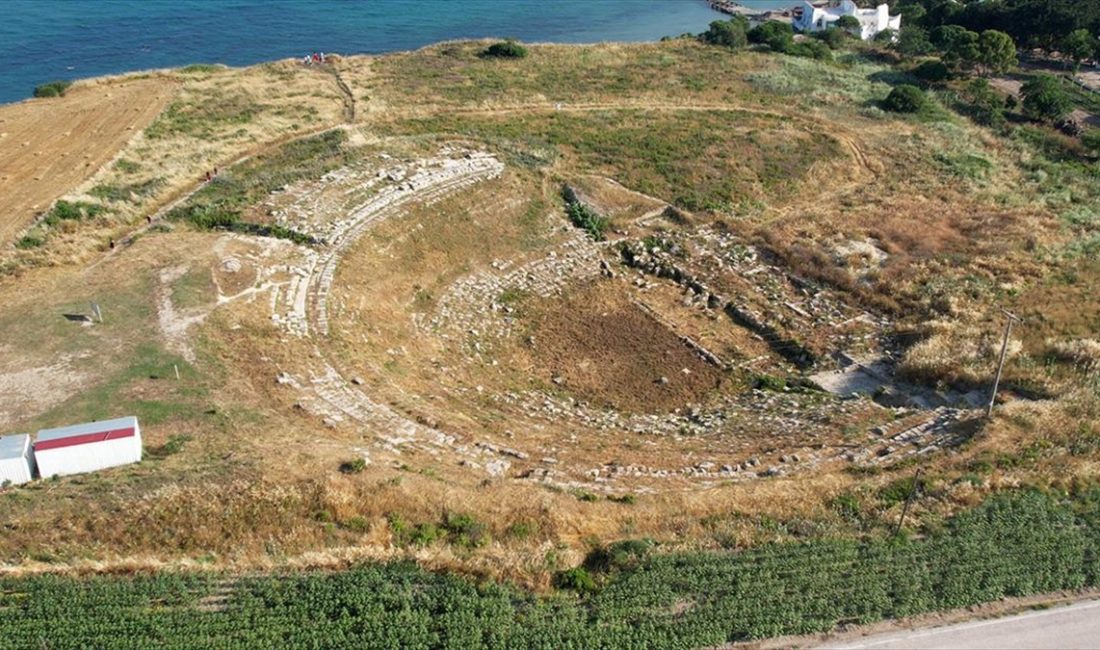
[821,599,1100,649]
[0,77,174,244]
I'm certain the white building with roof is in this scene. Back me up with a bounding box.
[0,434,35,486]
[34,416,142,478]
[793,1,901,41]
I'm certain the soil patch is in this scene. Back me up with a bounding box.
[522,283,725,412]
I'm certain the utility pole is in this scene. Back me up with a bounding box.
[986,309,1020,419]
[894,468,922,537]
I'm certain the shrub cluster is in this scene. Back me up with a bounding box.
[561,190,609,241]
[33,80,72,98]
[883,84,927,113]
[482,40,528,59]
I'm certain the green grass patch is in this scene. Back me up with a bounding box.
[42,200,105,226]
[27,343,208,433]
[15,234,45,250]
[114,159,142,174]
[178,63,222,75]
[167,130,350,243]
[374,40,762,108]
[377,110,840,212]
[89,178,165,203]
[146,90,261,140]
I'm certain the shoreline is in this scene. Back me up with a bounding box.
[1,35,709,110]
[0,0,732,106]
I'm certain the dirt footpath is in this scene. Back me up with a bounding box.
[0,77,175,244]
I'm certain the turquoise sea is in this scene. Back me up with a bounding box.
[1,0,794,104]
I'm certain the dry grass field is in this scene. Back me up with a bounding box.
[0,76,175,245]
[0,39,1098,592]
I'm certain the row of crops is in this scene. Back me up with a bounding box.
[2,489,1098,649]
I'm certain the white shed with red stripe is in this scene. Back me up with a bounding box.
[0,434,35,486]
[34,416,142,478]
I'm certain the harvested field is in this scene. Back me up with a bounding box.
[0,77,175,244]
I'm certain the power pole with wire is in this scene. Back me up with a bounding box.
[894,468,922,537]
[986,309,1020,418]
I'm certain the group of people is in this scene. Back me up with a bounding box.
[203,167,220,183]
[302,51,328,65]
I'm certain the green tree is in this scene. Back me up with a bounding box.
[1020,74,1072,123]
[883,84,927,113]
[935,25,981,71]
[977,30,1017,75]
[835,15,861,34]
[702,17,749,49]
[895,25,933,56]
[1062,29,1097,72]
[748,20,794,53]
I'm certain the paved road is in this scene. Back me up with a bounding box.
[820,600,1100,649]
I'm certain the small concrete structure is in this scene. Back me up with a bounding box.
[793,0,901,41]
[0,434,35,486]
[34,416,142,478]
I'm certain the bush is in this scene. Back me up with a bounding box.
[753,374,788,391]
[441,512,488,548]
[482,40,527,59]
[339,458,366,474]
[1021,74,1072,124]
[41,200,105,227]
[873,28,896,44]
[790,39,833,61]
[963,78,1006,128]
[554,566,597,594]
[343,516,369,533]
[1084,129,1100,156]
[912,59,949,84]
[748,20,794,53]
[883,84,927,113]
[834,15,860,33]
[878,475,927,505]
[16,234,44,250]
[563,196,609,241]
[33,80,72,98]
[813,27,847,50]
[584,539,655,572]
[406,523,442,546]
[702,17,749,49]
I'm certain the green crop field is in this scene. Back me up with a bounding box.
[2,490,1097,649]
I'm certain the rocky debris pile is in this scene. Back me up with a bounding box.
[278,361,508,474]
[469,384,874,486]
[253,151,523,477]
[619,229,884,371]
[265,151,503,338]
[811,353,988,411]
[427,228,606,346]
[840,407,975,467]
